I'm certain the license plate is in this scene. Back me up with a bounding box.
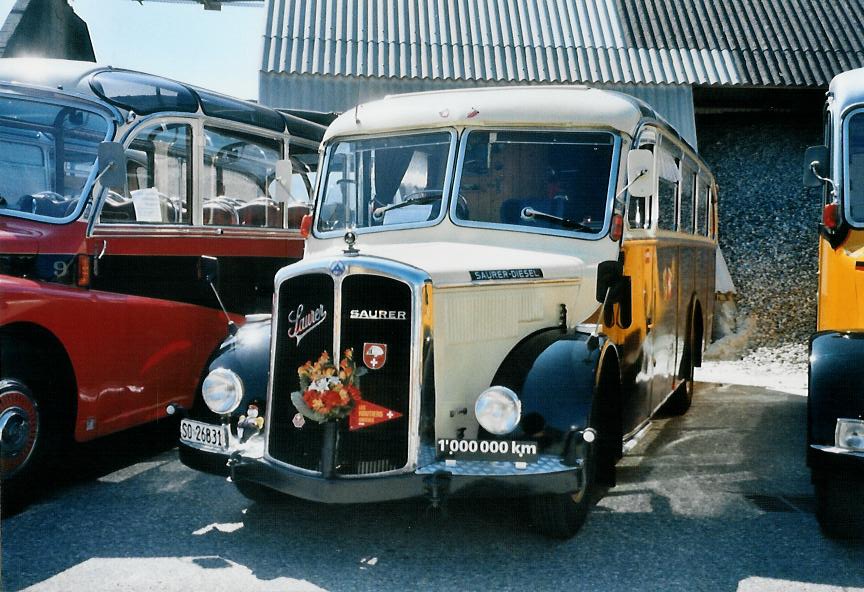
[436,439,539,463]
[180,419,230,451]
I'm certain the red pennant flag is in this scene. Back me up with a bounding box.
[349,399,403,431]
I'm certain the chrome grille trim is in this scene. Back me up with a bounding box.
[263,255,431,478]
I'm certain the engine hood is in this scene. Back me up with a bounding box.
[307,241,589,287]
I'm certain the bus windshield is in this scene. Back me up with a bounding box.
[453,130,616,236]
[316,131,455,233]
[0,95,110,219]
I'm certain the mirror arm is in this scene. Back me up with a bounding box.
[93,160,116,188]
[810,162,838,197]
[616,168,648,202]
[207,280,238,337]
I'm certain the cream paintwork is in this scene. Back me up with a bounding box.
[323,86,643,142]
[306,224,617,440]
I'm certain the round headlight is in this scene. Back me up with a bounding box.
[202,368,244,415]
[475,386,521,436]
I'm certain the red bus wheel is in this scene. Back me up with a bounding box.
[0,379,40,481]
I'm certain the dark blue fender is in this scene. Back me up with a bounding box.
[808,331,864,471]
[491,329,609,458]
[179,316,272,475]
[188,315,272,422]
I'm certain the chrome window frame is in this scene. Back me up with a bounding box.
[264,255,431,478]
[448,127,621,241]
[311,128,458,239]
[0,86,115,226]
[842,106,864,227]
[89,112,294,236]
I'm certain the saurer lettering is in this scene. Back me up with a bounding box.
[286,304,327,345]
[349,309,407,320]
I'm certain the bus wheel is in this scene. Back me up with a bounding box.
[815,472,864,539]
[0,379,43,482]
[529,441,596,539]
[664,329,696,416]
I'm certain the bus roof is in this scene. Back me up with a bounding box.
[831,68,864,115]
[0,58,327,142]
[323,85,683,147]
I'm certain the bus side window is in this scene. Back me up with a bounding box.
[656,145,680,232]
[679,161,696,234]
[658,179,677,231]
[709,185,718,239]
[99,122,192,225]
[695,178,709,236]
[203,127,284,228]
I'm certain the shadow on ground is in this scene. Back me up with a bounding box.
[4,384,864,592]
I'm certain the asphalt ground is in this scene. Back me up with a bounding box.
[2,382,864,592]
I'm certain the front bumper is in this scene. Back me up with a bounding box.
[230,446,584,504]
[179,427,264,477]
[809,444,864,474]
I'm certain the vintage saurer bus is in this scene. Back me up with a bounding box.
[181,86,718,538]
[0,58,325,485]
[804,67,864,537]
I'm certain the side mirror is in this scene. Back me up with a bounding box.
[596,260,632,329]
[626,149,654,198]
[97,141,127,192]
[198,255,219,284]
[803,145,829,188]
[596,260,623,303]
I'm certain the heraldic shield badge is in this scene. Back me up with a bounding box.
[363,342,387,370]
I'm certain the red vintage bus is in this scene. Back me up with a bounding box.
[0,58,324,484]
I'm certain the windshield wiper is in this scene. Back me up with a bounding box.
[372,190,442,220]
[521,207,593,233]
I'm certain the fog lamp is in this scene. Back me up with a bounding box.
[475,386,521,435]
[836,418,864,451]
[202,368,244,415]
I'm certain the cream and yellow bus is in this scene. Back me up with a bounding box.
[180,86,718,538]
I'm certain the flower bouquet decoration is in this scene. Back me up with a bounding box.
[291,349,367,423]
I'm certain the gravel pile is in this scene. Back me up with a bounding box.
[696,343,808,394]
[697,113,822,355]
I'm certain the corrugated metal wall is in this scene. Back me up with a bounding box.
[259,73,698,148]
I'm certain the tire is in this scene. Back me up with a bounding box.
[529,443,597,539]
[814,472,864,539]
[0,379,46,483]
[234,478,279,504]
[663,327,696,416]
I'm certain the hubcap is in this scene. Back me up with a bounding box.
[0,389,39,478]
[0,407,30,451]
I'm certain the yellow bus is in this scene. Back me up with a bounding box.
[805,67,864,538]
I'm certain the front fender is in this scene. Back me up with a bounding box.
[809,331,864,449]
[492,329,603,455]
[193,315,272,420]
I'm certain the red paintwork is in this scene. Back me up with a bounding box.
[0,214,304,442]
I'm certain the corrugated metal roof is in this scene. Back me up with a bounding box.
[262,0,864,87]
[616,0,864,87]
